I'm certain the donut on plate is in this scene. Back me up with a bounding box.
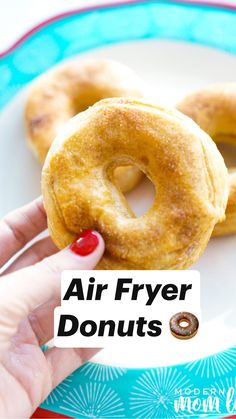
[42,98,228,270]
[25,59,145,192]
[177,84,236,236]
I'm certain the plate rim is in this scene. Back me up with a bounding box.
[0,0,236,59]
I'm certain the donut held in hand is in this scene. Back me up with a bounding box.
[25,59,145,192]
[177,83,236,236]
[42,98,228,270]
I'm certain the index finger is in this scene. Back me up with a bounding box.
[0,196,47,268]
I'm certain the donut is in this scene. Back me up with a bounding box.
[25,58,145,193]
[177,84,236,236]
[42,98,228,270]
[169,312,199,339]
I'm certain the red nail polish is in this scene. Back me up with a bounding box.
[70,229,99,256]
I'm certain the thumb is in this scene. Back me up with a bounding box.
[0,230,104,340]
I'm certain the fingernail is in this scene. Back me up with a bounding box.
[70,229,99,256]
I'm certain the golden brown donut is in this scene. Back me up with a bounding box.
[42,98,228,270]
[177,84,236,236]
[25,58,145,193]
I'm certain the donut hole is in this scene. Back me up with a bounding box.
[215,140,236,169]
[179,319,189,328]
[125,172,156,217]
[107,158,156,218]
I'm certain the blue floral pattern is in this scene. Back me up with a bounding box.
[41,357,236,418]
[13,35,60,75]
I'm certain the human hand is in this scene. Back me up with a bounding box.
[0,197,104,418]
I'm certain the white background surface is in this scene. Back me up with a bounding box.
[0,0,235,54]
[0,0,127,53]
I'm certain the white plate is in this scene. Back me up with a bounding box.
[1,39,236,368]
